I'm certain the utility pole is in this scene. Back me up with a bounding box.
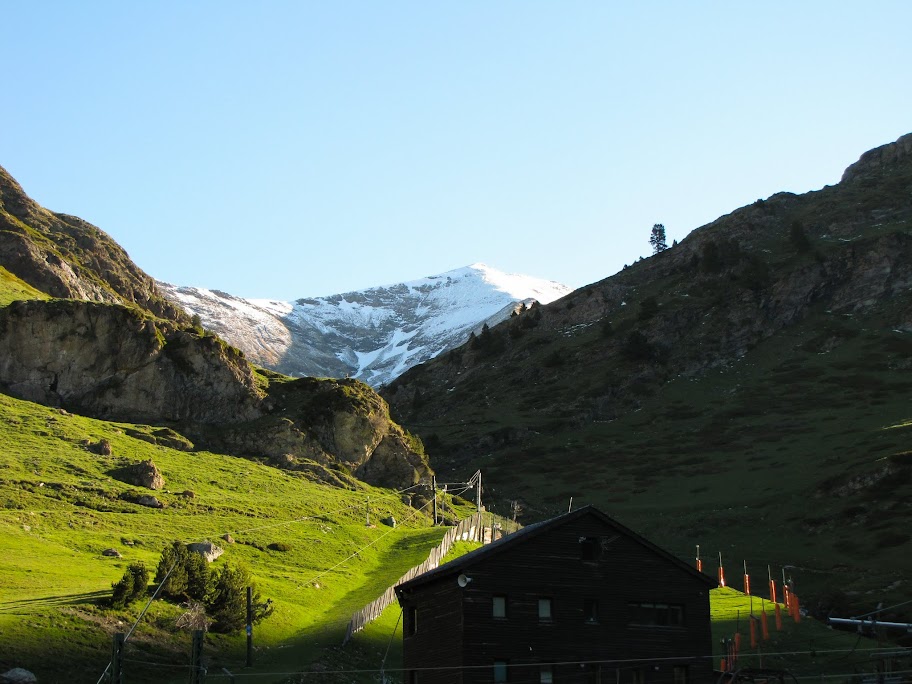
[476,470,482,512]
[246,586,253,667]
[110,632,125,684]
[432,476,437,525]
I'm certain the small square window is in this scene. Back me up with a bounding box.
[584,599,599,623]
[494,661,508,683]
[493,595,507,618]
[580,537,601,561]
[540,666,553,684]
[538,598,553,621]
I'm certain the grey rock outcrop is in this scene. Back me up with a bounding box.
[187,541,224,562]
[841,132,912,183]
[109,459,165,490]
[136,495,163,509]
[0,300,262,425]
[1,668,38,684]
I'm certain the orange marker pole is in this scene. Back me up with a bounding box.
[696,544,702,572]
[774,602,782,630]
[768,565,777,604]
[749,618,758,648]
[743,560,751,595]
[792,595,801,623]
[718,552,726,587]
[760,604,770,640]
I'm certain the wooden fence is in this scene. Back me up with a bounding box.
[342,512,486,644]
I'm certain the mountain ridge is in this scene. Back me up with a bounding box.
[381,132,912,607]
[159,262,571,386]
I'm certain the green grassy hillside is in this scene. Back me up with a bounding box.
[711,588,893,680]
[0,265,48,306]
[0,392,446,683]
[383,134,912,613]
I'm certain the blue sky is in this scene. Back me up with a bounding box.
[3,2,910,300]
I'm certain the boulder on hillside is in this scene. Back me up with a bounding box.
[187,541,223,562]
[91,438,113,455]
[109,459,164,490]
[1,668,38,684]
[136,495,163,509]
[102,548,122,558]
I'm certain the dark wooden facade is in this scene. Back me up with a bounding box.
[395,506,716,684]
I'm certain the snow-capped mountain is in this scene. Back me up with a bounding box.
[158,263,572,387]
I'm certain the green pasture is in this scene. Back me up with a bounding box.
[0,392,453,683]
[0,265,47,306]
[710,587,900,681]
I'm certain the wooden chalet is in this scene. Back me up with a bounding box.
[395,506,716,684]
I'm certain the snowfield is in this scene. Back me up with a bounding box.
[158,263,571,386]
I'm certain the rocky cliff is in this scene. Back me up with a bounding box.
[0,299,432,490]
[0,167,433,491]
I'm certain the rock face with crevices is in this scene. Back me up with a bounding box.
[0,299,261,425]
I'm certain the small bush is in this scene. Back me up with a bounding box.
[208,563,273,633]
[638,297,659,321]
[622,331,653,362]
[268,542,292,552]
[111,562,149,609]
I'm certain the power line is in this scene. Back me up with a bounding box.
[295,491,444,590]
[852,598,912,619]
[94,557,179,684]
[194,648,912,679]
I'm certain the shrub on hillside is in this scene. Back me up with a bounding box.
[110,562,149,609]
[208,563,273,633]
[622,331,653,362]
[149,542,273,634]
[638,297,659,321]
[155,541,210,601]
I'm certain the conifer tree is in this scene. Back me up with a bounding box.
[649,223,668,254]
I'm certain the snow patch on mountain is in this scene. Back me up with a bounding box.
[159,263,571,386]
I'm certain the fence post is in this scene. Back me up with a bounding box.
[111,632,125,684]
[246,586,253,667]
[190,629,205,683]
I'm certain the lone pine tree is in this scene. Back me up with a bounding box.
[649,223,668,254]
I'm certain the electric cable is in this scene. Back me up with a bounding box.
[94,557,179,684]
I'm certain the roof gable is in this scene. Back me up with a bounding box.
[395,505,715,596]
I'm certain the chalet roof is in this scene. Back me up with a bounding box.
[395,505,715,596]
